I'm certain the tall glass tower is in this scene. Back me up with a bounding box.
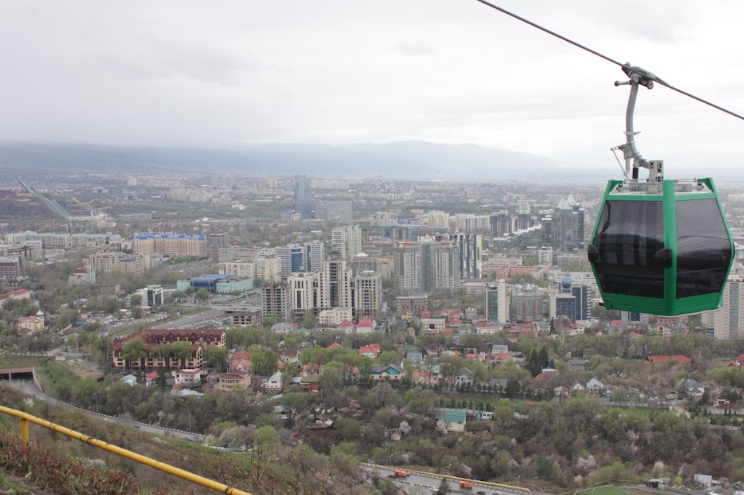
[294,175,313,219]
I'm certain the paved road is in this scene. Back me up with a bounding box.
[364,464,526,495]
[151,308,226,329]
[3,378,204,442]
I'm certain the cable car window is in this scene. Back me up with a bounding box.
[593,200,665,298]
[676,198,731,298]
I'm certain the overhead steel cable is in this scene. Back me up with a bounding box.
[474,0,744,122]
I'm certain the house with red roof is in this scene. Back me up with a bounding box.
[145,371,160,388]
[359,343,381,358]
[0,288,31,308]
[340,321,355,334]
[355,318,375,333]
[327,342,343,350]
[112,328,225,370]
[174,368,203,387]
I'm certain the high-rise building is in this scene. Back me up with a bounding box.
[288,272,321,319]
[303,241,325,273]
[512,284,543,322]
[207,233,229,262]
[451,233,482,279]
[318,257,353,310]
[490,211,512,238]
[393,237,460,296]
[294,175,313,219]
[351,252,377,278]
[354,270,382,320]
[331,225,362,263]
[485,279,508,324]
[394,241,422,293]
[549,277,590,323]
[275,245,304,277]
[262,282,291,319]
[713,277,744,340]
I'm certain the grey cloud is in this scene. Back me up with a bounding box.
[392,42,437,57]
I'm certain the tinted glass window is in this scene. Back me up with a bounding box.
[592,200,665,298]
[676,198,731,298]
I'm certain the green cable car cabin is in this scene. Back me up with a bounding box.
[586,65,735,316]
[588,178,734,316]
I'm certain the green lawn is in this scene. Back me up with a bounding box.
[1,355,46,370]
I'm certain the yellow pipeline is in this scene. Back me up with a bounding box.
[0,405,252,495]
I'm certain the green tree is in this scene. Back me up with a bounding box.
[280,392,308,423]
[250,348,279,376]
[130,294,143,307]
[195,288,210,302]
[208,347,229,372]
[121,338,147,367]
[302,315,317,329]
[434,478,452,495]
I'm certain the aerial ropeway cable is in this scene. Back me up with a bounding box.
[474,1,739,316]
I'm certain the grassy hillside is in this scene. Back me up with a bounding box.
[0,386,360,495]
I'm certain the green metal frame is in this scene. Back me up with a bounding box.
[589,178,734,316]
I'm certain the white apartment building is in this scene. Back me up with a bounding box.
[319,307,353,326]
[354,271,382,320]
[331,225,362,263]
[713,277,744,340]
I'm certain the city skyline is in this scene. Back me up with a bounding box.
[1,1,744,175]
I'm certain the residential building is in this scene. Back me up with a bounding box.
[263,371,283,392]
[712,277,744,340]
[111,329,225,370]
[207,233,229,262]
[134,233,207,259]
[485,279,508,324]
[351,252,377,278]
[275,244,304,277]
[0,256,21,279]
[174,369,203,387]
[319,307,353,326]
[262,282,291,319]
[396,295,429,315]
[303,241,325,273]
[331,225,362,262]
[318,257,353,311]
[420,318,446,332]
[354,270,382,320]
[434,409,467,432]
[0,289,31,308]
[369,364,403,381]
[393,236,460,296]
[13,314,44,334]
[288,271,321,319]
[450,232,482,279]
[219,261,256,278]
[218,372,251,392]
[512,284,543,322]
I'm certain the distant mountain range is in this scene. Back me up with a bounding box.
[0,141,607,181]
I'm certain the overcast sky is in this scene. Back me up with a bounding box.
[1,0,743,174]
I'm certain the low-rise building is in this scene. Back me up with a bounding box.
[369,364,403,381]
[174,368,203,387]
[218,372,251,391]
